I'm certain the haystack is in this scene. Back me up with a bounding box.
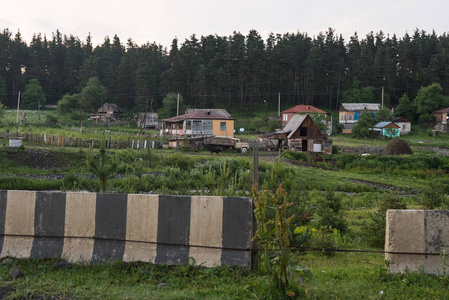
[381,138,413,156]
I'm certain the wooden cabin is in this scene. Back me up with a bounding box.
[282,105,332,135]
[433,107,449,132]
[135,112,159,129]
[260,114,332,154]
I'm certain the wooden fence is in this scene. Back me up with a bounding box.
[12,132,164,150]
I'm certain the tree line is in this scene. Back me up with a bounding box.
[1,27,449,118]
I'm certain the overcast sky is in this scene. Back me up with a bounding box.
[2,0,448,48]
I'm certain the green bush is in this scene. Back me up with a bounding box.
[0,177,62,190]
[45,113,59,125]
[421,180,447,209]
[335,153,449,173]
[312,187,347,234]
[363,194,407,248]
[283,151,312,163]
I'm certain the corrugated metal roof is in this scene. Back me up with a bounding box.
[282,105,327,114]
[374,122,400,128]
[341,103,381,111]
[374,122,391,128]
[392,117,411,123]
[97,103,122,113]
[163,110,234,122]
[185,108,231,118]
[261,114,318,139]
[433,107,449,114]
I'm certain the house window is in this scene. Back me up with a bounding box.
[348,115,353,121]
[220,122,226,131]
[185,120,192,130]
[283,114,288,121]
[300,127,307,137]
[203,120,213,134]
[192,120,202,133]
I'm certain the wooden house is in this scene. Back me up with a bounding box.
[135,112,159,129]
[433,107,449,132]
[373,122,401,138]
[89,103,122,122]
[162,110,234,148]
[282,105,332,135]
[260,114,332,154]
[392,117,411,134]
[339,103,381,134]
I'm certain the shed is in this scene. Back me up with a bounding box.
[392,117,411,134]
[432,107,449,132]
[260,114,332,154]
[90,103,123,121]
[282,105,332,135]
[135,112,159,129]
[374,122,400,138]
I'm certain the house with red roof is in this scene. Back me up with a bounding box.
[162,109,234,148]
[281,105,332,135]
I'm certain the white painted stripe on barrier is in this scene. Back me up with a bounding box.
[1,191,36,258]
[188,196,223,267]
[62,192,97,263]
[123,194,159,262]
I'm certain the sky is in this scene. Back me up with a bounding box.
[1,0,448,48]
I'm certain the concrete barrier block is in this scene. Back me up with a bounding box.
[0,191,254,267]
[386,210,449,275]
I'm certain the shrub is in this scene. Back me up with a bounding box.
[283,151,312,163]
[45,113,59,125]
[363,194,407,248]
[312,187,347,234]
[421,180,447,209]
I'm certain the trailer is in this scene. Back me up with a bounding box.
[202,136,250,153]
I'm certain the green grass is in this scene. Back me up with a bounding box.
[2,253,449,299]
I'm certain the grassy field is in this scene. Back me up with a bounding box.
[0,109,449,298]
[2,252,449,299]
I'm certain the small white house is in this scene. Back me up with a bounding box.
[392,117,411,135]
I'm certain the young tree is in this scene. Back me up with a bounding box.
[353,110,375,138]
[414,83,449,126]
[81,77,107,112]
[22,79,46,109]
[57,93,81,114]
[374,107,393,123]
[162,92,184,117]
[395,93,415,122]
[0,103,5,122]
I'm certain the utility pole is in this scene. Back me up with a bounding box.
[278,92,281,117]
[381,86,384,109]
[79,99,82,133]
[264,100,267,122]
[16,92,20,124]
[177,93,180,116]
[38,99,41,124]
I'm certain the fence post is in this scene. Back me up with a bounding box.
[253,148,259,187]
